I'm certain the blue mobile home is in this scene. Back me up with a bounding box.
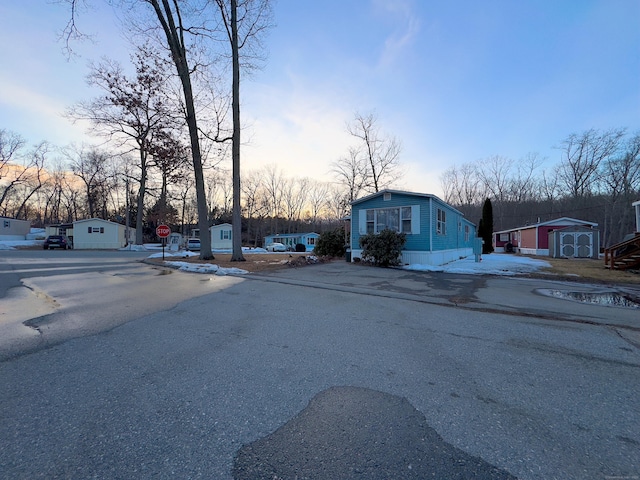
[350,189,477,266]
[264,232,320,252]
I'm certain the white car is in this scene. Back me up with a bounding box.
[186,238,201,251]
[266,242,287,252]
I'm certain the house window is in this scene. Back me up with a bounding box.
[436,208,446,235]
[366,209,375,234]
[3,220,9,228]
[221,230,231,240]
[89,227,104,234]
[365,206,413,234]
[383,192,391,201]
[465,225,470,242]
[308,237,315,245]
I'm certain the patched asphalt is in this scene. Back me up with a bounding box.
[234,386,517,480]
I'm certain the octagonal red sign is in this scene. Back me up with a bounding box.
[156,224,171,238]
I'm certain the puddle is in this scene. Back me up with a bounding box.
[537,289,640,308]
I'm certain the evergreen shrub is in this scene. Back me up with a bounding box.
[314,228,346,257]
[359,229,406,267]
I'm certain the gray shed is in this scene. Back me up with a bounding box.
[548,225,600,259]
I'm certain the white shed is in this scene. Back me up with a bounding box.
[210,223,233,250]
[73,218,126,249]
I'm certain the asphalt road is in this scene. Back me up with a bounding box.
[0,251,639,479]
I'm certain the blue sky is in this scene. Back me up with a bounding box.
[1,0,638,196]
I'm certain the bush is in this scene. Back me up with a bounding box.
[295,243,306,252]
[314,228,346,257]
[359,229,406,267]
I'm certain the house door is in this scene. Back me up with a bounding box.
[560,232,592,258]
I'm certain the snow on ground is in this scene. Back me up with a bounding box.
[164,261,249,276]
[403,254,551,276]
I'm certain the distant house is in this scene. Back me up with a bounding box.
[210,223,233,250]
[72,218,126,249]
[264,232,320,252]
[350,189,477,266]
[0,216,31,240]
[46,223,74,240]
[494,217,599,257]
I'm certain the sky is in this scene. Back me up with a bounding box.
[1,0,639,197]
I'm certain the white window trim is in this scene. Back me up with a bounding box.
[436,208,446,235]
[359,205,419,235]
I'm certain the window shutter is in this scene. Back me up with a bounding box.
[411,205,420,234]
[359,209,367,234]
[88,227,91,234]
[220,230,223,240]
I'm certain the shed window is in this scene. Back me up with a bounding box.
[221,230,231,240]
[89,227,104,234]
[436,208,446,235]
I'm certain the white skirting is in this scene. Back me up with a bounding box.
[351,248,473,267]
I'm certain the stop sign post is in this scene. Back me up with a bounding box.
[156,224,171,260]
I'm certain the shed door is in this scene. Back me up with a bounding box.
[560,232,592,258]
[560,233,574,257]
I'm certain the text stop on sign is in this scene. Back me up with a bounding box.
[156,225,171,238]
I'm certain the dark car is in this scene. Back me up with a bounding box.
[43,235,72,250]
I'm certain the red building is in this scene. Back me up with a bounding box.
[493,217,598,257]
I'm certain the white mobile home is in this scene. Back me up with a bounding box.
[210,223,233,250]
[73,218,126,249]
[1,216,31,240]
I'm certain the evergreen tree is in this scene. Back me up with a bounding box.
[481,198,494,254]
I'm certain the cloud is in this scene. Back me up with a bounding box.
[373,0,421,70]
[243,77,356,181]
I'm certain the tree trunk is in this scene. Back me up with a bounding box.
[135,151,146,244]
[230,0,245,261]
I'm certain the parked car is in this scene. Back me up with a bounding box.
[43,235,72,250]
[266,242,287,252]
[186,238,201,251]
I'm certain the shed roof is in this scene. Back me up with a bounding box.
[495,217,597,234]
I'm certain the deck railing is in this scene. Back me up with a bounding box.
[604,233,640,270]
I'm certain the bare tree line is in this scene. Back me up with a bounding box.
[440,128,640,246]
[0,128,345,243]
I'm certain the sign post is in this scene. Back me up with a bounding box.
[156,224,171,260]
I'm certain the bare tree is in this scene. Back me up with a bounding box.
[346,112,403,194]
[476,155,512,204]
[14,142,49,219]
[212,0,273,261]
[281,176,308,232]
[0,133,50,219]
[331,147,367,203]
[600,131,640,245]
[66,145,112,219]
[69,44,177,244]
[262,163,285,233]
[306,180,331,229]
[241,169,265,246]
[556,128,625,198]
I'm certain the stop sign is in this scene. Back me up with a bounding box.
[156,224,171,238]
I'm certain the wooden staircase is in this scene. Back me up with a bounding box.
[604,233,640,270]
